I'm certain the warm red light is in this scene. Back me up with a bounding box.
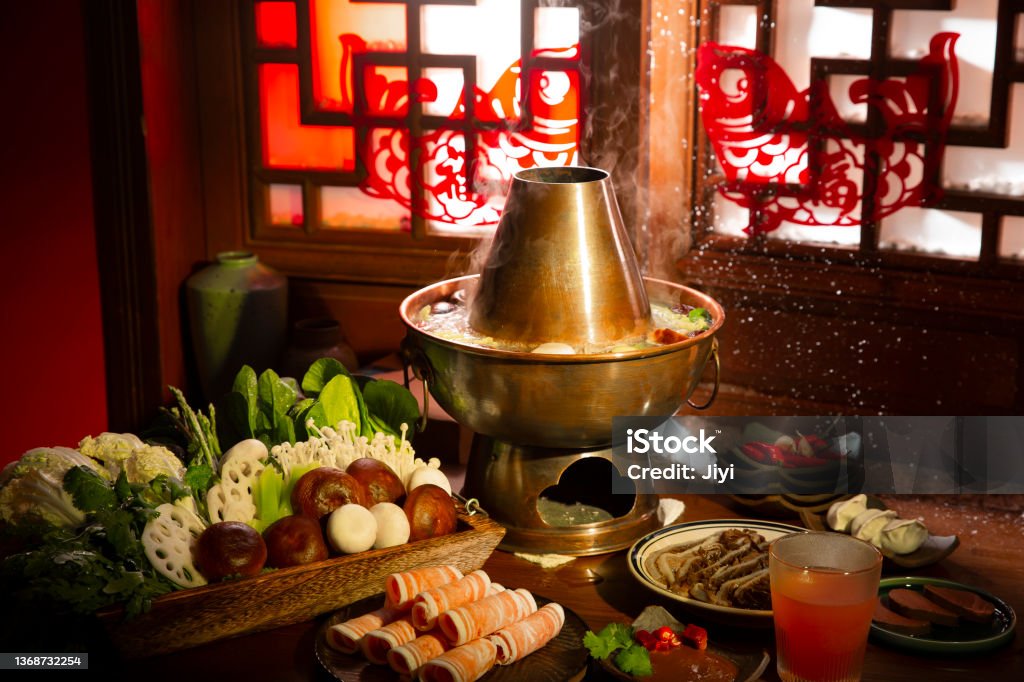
[255,2,298,49]
[310,0,406,111]
[259,63,355,171]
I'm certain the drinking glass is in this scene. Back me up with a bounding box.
[769,532,883,682]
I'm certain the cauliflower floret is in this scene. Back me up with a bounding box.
[78,432,145,478]
[124,444,186,485]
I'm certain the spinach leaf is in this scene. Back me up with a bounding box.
[257,368,298,432]
[308,374,361,431]
[273,415,297,445]
[363,379,420,435]
[290,398,316,441]
[289,397,315,420]
[301,358,350,398]
[222,391,253,440]
[368,413,398,438]
[232,365,259,434]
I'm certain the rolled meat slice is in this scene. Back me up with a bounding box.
[387,631,449,677]
[360,618,417,664]
[386,565,464,611]
[488,603,565,665]
[326,606,402,654]
[412,570,492,631]
[438,588,537,647]
[420,638,498,682]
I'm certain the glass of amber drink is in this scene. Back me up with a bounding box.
[769,532,883,682]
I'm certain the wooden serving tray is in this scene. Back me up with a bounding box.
[98,511,505,659]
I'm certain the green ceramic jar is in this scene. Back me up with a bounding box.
[186,251,287,400]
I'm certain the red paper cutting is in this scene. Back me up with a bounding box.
[339,36,580,226]
[695,33,959,235]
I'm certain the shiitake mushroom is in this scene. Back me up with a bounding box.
[346,458,405,505]
[196,521,267,581]
[291,467,369,518]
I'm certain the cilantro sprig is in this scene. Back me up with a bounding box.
[583,622,653,677]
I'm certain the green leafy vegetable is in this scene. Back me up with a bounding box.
[183,463,214,497]
[614,643,653,677]
[134,474,189,510]
[220,390,253,442]
[258,368,297,430]
[308,374,362,431]
[688,307,712,325]
[232,365,260,434]
[583,622,634,660]
[113,469,132,503]
[301,358,350,397]
[0,468,86,529]
[63,466,117,514]
[362,379,420,436]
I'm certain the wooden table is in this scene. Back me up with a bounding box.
[123,495,1024,681]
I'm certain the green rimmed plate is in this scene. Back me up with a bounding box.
[871,577,1016,654]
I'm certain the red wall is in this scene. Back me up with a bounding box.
[0,3,107,464]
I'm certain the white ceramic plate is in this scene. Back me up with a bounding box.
[628,519,805,626]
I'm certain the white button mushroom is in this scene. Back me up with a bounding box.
[408,467,452,496]
[370,502,411,549]
[326,504,377,554]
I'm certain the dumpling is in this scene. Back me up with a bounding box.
[879,518,929,555]
[852,509,898,547]
[826,494,868,532]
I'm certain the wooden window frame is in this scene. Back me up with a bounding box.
[195,0,644,286]
[650,0,1024,414]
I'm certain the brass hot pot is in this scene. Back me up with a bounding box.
[399,167,724,554]
[400,276,723,449]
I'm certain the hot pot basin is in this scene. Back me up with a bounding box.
[400,275,724,450]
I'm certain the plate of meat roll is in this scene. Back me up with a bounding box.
[316,564,589,681]
[629,519,806,627]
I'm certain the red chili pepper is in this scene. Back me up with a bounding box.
[740,442,779,464]
[682,624,708,651]
[777,450,832,468]
[803,434,829,452]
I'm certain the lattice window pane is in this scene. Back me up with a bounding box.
[256,1,298,48]
[1001,216,1024,260]
[698,0,1024,267]
[258,63,356,171]
[246,0,583,238]
[268,183,304,226]
[321,186,408,231]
